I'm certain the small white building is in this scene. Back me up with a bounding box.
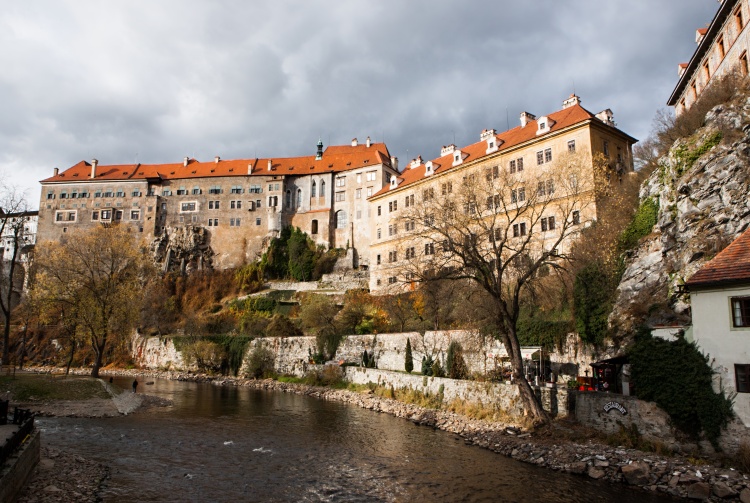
[686,229,750,426]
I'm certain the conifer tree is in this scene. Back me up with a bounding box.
[404,338,414,373]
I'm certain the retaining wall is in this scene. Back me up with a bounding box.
[0,429,40,503]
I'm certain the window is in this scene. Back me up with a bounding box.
[161,189,171,196]
[366,187,373,197]
[537,181,546,197]
[388,251,397,263]
[366,171,376,182]
[441,182,452,195]
[230,200,242,209]
[249,185,262,194]
[732,297,750,327]
[376,254,381,265]
[742,51,749,76]
[424,214,434,226]
[209,185,222,195]
[405,247,416,259]
[286,190,292,208]
[230,218,241,227]
[356,188,361,199]
[509,159,516,173]
[181,202,197,212]
[517,158,524,171]
[389,200,398,212]
[55,212,64,222]
[736,5,746,32]
[356,210,361,219]
[311,181,317,198]
[336,177,346,187]
[356,173,362,183]
[572,210,580,225]
[46,191,55,200]
[132,190,142,197]
[568,140,576,153]
[537,150,544,165]
[335,210,347,229]
[405,194,414,207]
[511,187,526,203]
[405,220,415,231]
[492,227,503,242]
[540,216,555,232]
[116,189,124,197]
[704,60,711,80]
[207,218,218,226]
[311,220,318,234]
[176,188,187,196]
[131,210,140,220]
[91,211,99,220]
[717,35,725,59]
[388,276,397,285]
[377,228,381,239]
[192,187,202,195]
[377,206,382,216]
[297,189,302,207]
[512,222,527,237]
[424,242,435,255]
[101,210,111,220]
[256,218,261,225]
[208,201,220,210]
[335,191,345,202]
[547,179,554,195]
[736,365,750,393]
[423,187,434,200]
[486,165,499,181]
[544,148,552,163]
[603,140,610,157]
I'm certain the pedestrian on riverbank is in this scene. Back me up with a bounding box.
[132,379,138,393]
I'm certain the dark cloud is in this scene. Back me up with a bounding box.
[0,0,719,202]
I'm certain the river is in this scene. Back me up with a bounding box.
[36,377,676,502]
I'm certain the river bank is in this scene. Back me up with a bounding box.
[21,366,750,501]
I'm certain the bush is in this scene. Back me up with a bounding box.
[245,344,276,378]
[629,329,733,448]
[431,358,445,378]
[404,338,414,373]
[573,261,616,345]
[445,341,468,379]
[617,197,659,252]
[421,355,435,376]
[265,314,302,338]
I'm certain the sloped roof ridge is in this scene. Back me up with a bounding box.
[686,228,750,287]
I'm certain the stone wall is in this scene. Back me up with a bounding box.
[0,429,40,503]
[134,330,596,382]
[343,367,569,418]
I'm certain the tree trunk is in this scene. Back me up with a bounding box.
[65,339,76,376]
[1,245,20,367]
[18,325,27,370]
[500,325,550,425]
[91,334,107,378]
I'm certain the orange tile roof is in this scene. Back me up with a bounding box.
[686,229,750,288]
[371,103,627,199]
[41,143,392,183]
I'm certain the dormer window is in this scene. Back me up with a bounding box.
[536,116,554,136]
[390,177,399,188]
[425,161,434,176]
[452,150,464,167]
[485,136,501,155]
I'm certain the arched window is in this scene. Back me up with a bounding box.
[296,188,302,207]
[311,180,317,198]
[285,190,291,209]
[311,219,318,234]
[321,180,326,202]
[335,210,347,229]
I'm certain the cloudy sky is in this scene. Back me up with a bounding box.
[1,1,719,204]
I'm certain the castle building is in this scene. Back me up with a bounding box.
[37,139,398,270]
[367,95,636,293]
[668,0,750,113]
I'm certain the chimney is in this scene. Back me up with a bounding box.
[54,167,59,176]
[596,109,616,126]
[90,159,98,179]
[267,159,273,171]
[410,156,423,169]
[366,136,371,148]
[214,156,220,164]
[390,156,399,171]
[316,138,323,160]
[480,129,496,141]
[183,157,189,167]
[562,94,581,109]
[441,144,456,157]
[520,112,536,128]
[351,138,358,147]
[248,163,253,175]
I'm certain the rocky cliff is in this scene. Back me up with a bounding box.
[150,225,214,273]
[610,99,750,334]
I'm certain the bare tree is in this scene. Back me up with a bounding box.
[0,178,32,368]
[397,151,597,424]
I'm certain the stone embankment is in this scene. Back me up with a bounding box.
[31,366,750,501]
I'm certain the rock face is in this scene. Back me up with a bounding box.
[150,225,214,273]
[611,99,750,333]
